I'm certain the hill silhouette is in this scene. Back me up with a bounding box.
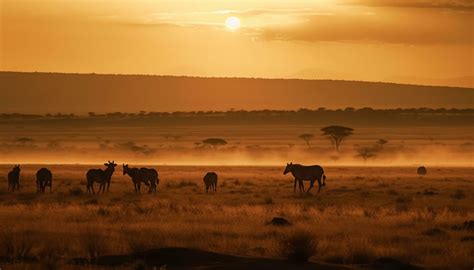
[0,71,472,114]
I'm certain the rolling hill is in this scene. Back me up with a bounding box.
[0,71,472,114]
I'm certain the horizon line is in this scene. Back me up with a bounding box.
[1,70,472,90]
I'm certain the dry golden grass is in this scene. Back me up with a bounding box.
[0,165,473,269]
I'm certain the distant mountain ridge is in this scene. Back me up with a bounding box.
[0,71,472,114]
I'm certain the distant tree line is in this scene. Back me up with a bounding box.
[0,108,472,126]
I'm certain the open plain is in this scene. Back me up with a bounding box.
[0,165,472,269]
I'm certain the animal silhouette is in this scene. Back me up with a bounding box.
[36,167,53,193]
[203,172,218,193]
[123,164,158,194]
[86,161,117,194]
[417,166,427,175]
[8,165,20,192]
[139,167,159,194]
[283,162,326,193]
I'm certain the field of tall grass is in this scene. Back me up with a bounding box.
[0,165,473,269]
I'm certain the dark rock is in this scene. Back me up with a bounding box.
[422,228,446,236]
[422,190,438,196]
[268,217,291,226]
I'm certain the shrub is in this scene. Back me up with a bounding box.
[451,190,465,200]
[264,197,274,204]
[280,230,317,262]
[69,187,84,196]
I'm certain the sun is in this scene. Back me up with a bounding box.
[225,16,241,30]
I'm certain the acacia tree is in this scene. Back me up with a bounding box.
[355,146,377,163]
[321,126,354,151]
[376,139,388,149]
[298,133,314,147]
[202,138,227,148]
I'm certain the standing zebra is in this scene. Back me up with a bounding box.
[86,161,117,194]
[36,168,53,193]
[140,167,159,194]
[203,172,218,193]
[8,165,21,192]
[122,164,150,194]
[283,162,326,193]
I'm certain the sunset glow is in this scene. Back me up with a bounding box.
[225,16,241,30]
[1,0,472,87]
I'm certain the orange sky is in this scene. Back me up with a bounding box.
[1,0,473,87]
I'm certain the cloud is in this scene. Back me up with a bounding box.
[259,11,474,45]
[105,4,473,45]
[344,0,474,11]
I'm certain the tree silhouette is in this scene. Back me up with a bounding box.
[298,133,314,147]
[202,138,227,148]
[321,126,354,151]
[376,139,388,149]
[355,146,377,163]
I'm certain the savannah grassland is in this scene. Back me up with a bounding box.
[0,118,473,269]
[0,165,473,270]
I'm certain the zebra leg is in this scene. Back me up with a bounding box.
[293,178,297,192]
[107,181,110,192]
[317,179,322,193]
[307,180,315,193]
[299,180,305,192]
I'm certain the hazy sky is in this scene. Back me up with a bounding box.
[1,0,473,86]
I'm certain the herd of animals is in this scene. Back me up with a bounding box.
[5,161,329,194]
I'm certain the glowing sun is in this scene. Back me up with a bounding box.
[225,16,241,30]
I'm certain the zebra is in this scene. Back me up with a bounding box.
[36,167,53,193]
[86,161,117,194]
[8,165,20,192]
[283,162,326,193]
[203,172,218,193]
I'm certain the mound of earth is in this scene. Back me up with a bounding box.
[71,247,349,270]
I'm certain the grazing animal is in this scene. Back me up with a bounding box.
[8,165,21,192]
[283,162,326,193]
[203,172,218,193]
[86,161,117,194]
[140,167,159,194]
[417,166,427,176]
[123,164,158,194]
[36,168,53,193]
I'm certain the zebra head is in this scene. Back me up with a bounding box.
[283,162,293,175]
[104,160,117,171]
[122,164,129,175]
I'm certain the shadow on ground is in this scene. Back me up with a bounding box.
[68,247,422,270]
[69,247,346,269]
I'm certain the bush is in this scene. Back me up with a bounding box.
[69,187,84,196]
[451,190,465,200]
[280,230,317,262]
